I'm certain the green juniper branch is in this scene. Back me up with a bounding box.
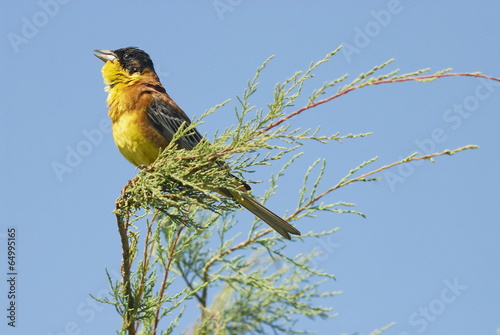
[94,46,497,335]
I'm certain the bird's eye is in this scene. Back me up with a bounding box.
[123,53,130,60]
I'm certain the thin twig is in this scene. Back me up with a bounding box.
[262,73,499,132]
[133,211,159,333]
[152,225,184,335]
[288,146,478,219]
[115,197,136,335]
[177,262,203,304]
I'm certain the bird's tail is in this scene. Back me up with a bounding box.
[236,193,301,240]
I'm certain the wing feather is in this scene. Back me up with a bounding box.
[146,96,203,150]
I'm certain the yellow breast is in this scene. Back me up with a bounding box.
[111,111,165,166]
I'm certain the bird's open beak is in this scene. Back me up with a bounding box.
[94,49,117,62]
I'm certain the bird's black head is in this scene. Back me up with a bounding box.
[94,47,156,75]
[114,47,155,74]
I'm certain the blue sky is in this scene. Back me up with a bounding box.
[1,1,499,334]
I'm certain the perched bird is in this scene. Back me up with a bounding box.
[94,47,300,239]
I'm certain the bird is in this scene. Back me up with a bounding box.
[94,47,300,239]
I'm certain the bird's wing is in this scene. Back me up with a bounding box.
[147,91,251,193]
[146,95,204,150]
